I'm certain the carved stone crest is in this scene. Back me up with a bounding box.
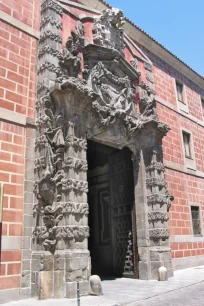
[92,8,125,53]
[88,60,134,125]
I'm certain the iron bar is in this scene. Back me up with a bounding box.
[77,281,80,306]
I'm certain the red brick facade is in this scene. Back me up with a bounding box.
[0,0,40,294]
[0,0,203,301]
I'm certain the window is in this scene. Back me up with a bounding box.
[182,131,192,159]
[201,98,204,118]
[176,81,184,104]
[191,206,202,235]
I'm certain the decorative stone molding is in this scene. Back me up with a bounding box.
[32,225,89,252]
[149,228,169,240]
[38,46,61,58]
[39,30,62,44]
[148,212,169,223]
[146,177,166,188]
[33,202,89,217]
[65,135,87,151]
[62,179,88,194]
[146,161,165,171]
[63,157,88,172]
[147,194,169,206]
[41,0,63,15]
[40,16,62,29]
[37,61,62,75]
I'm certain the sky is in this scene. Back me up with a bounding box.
[107,0,204,76]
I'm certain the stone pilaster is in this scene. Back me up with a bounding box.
[132,141,173,280]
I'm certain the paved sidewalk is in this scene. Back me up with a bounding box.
[3,266,204,306]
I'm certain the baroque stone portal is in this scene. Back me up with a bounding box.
[32,2,174,299]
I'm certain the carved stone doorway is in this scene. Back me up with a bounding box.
[87,140,137,278]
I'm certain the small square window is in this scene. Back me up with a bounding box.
[201,98,204,118]
[191,206,202,235]
[176,81,184,104]
[182,131,192,159]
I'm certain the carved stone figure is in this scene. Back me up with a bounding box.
[59,31,83,77]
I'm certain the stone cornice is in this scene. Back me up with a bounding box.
[0,10,40,39]
[156,95,204,128]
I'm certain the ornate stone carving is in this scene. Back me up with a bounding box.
[39,30,62,44]
[40,16,62,29]
[62,202,89,215]
[144,62,152,72]
[123,231,134,276]
[58,30,84,78]
[149,228,169,240]
[88,60,134,126]
[33,202,89,217]
[130,59,140,75]
[37,62,62,76]
[63,157,88,172]
[62,179,88,194]
[38,46,61,59]
[148,212,169,223]
[146,161,165,172]
[32,226,89,251]
[139,82,157,119]
[65,135,87,151]
[147,194,168,206]
[92,8,125,53]
[146,177,166,188]
[41,0,63,15]
[76,20,84,37]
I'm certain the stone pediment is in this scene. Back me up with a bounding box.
[83,44,140,81]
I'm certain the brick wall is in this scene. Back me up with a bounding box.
[141,46,204,262]
[0,0,40,295]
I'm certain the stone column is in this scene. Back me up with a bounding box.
[31,0,64,299]
[133,140,173,280]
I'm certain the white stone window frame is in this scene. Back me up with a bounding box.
[180,128,196,170]
[174,79,189,114]
[200,95,204,121]
[189,202,203,237]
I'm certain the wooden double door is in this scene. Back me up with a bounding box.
[88,146,137,278]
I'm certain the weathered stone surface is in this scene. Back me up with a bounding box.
[89,275,103,296]
[39,271,53,299]
[158,266,168,281]
[54,271,65,298]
